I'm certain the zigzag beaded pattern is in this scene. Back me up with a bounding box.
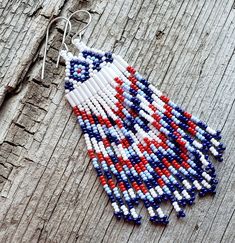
[63,43,225,225]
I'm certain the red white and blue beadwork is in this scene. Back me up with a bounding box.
[60,40,225,225]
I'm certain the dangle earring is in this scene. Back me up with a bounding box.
[41,16,72,80]
[42,11,225,225]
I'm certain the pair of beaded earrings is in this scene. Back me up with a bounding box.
[42,10,225,225]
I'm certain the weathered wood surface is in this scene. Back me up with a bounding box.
[0,0,235,242]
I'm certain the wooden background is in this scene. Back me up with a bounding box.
[0,0,235,242]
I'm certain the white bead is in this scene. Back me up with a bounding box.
[193,140,202,149]
[209,147,219,156]
[206,127,216,135]
[211,138,220,146]
[172,202,177,207]
[193,180,202,190]
[182,190,191,199]
[174,191,183,200]
[155,186,164,195]
[201,180,211,189]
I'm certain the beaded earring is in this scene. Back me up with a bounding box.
[42,11,225,225]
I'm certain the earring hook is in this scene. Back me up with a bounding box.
[41,16,72,80]
[66,10,92,44]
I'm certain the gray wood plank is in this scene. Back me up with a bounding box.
[0,0,235,242]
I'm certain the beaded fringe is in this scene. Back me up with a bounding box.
[61,41,225,225]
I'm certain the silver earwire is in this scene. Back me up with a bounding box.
[56,19,71,68]
[65,10,92,45]
[41,16,72,80]
[56,11,91,67]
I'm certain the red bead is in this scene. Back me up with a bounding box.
[188,127,197,136]
[152,113,161,121]
[142,158,148,165]
[182,161,190,169]
[131,83,138,91]
[152,121,161,130]
[138,145,145,153]
[162,143,168,150]
[115,93,125,103]
[116,164,122,172]
[127,161,132,169]
[108,179,115,189]
[172,160,181,169]
[139,184,147,194]
[164,104,173,112]
[184,112,192,119]
[127,66,136,74]
[115,86,124,94]
[162,158,171,167]
[97,153,104,161]
[176,138,186,146]
[180,153,188,161]
[149,104,157,112]
[132,182,140,191]
[88,150,95,159]
[106,158,112,166]
[157,178,165,187]
[161,95,170,103]
[114,77,123,85]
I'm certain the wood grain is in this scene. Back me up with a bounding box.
[0,0,235,242]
